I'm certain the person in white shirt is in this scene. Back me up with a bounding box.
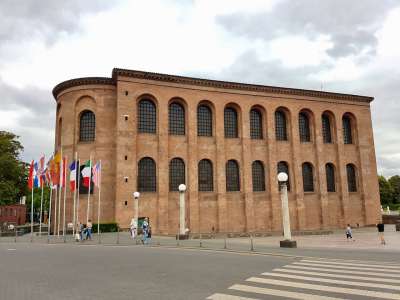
[130,218,137,239]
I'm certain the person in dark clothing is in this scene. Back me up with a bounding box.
[377,223,386,245]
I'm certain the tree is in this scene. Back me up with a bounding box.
[26,186,51,221]
[0,131,27,205]
[388,175,400,204]
[378,175,394,206]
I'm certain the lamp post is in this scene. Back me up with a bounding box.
[133,192,140,223]
[178,184,188,239]
[277,172,297,248]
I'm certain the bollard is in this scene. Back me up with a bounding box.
[116,226,120,244]
[250,235,254,251]
[15,229,17,243]
[98,231,101,244]
[199,233,202,248]
[224,236,227,249]
[177,231,180,246]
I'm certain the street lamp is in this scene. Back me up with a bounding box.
[133,192,140,223]
[277,172,297,248]
[178,184,188,239]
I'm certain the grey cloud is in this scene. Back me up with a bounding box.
[217,0,398,59]
[0,78,55,162]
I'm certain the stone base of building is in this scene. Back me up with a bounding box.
[280,239,297,248]
[176,234,190,240]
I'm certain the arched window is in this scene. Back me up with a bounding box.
[250,108,263,139]
[226,160,240,191]
[346,164,357,192]
[224,107,238,138]
[252,161,265,191]
[299,112,311,142]
[275,110,287,141]
[325,163,335,192]
[198,159,213,191]
[197,104,212,136]
[169,158,185,191]
[79,110,95,142]
[302,162,314,192]
[169,102,185,135]
[322,114,332,143]
[343,115,353,144]
[138,99,156,133]
[138,157,156,192]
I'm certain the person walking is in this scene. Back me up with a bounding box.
[130,217,137,239]
[345,224,354,241]
[141,217,149,245]
[87,220,93,240]
[377,223,386,245]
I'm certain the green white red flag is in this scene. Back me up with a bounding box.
[81,160,91,187]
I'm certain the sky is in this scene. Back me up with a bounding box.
[1,0,399,177]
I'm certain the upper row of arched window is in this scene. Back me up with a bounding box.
[78,100,356,145]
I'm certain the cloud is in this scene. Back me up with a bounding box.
[216,0,398,59]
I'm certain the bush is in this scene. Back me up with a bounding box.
[92,222,119,233]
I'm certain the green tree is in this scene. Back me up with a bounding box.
[378,175,394,206]
[26,186,51,219]
[388,175,400,204]
[0,131,27,205]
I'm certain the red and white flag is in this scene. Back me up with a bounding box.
[81,160,92,187]
[92,162,101,188]
[69,161,77,191]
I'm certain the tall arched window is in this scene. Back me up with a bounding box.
[275,110,287,141]
[224,107,238,138]
[198,159,213,191]
[169,158,185,191]
[138,157,156,192]
[277,161,290,191]
[226,160,240,191]
[252,161,265,191]
[79,110,95,142]
[299,112,311,142]
[197,104,212,136]
[343,115,353,144]
[169,102,185,135]
[346,164,357,192]
[322,114,332,143]
[326,163,335,192]
[250,108,263,139]
[302,162,314,192]
[138,99,156,133]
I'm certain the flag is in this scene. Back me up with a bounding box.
[28,160,34,190]
[92,162,101,188]
[49,156,59,187]
[69,161,77,191]
[39,155,45,185]
[33,162,40,188]
[81,160,92,187]
[60,157,67,188]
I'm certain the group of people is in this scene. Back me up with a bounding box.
[130,217,151,244]
[75,220,93,242]
[345,223,386,245]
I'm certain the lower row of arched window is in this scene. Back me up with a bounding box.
[137,158,358,193]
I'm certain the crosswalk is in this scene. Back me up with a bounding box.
[207,257,400,299]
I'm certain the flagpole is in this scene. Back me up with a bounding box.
[76,159,81,227]
[86,155,92,224]
[72,152,78,236]
[39,155,44,236]
[62,156,68,237]
[97,160,102,236]
[31,165,34,240]
[58,148,63,236]
[48,179,53,239]
[54,187,58,234]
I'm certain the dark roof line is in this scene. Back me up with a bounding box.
[52,68,374,103]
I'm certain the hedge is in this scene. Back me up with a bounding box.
[91,222,119,233]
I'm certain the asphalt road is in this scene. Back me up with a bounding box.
[1,243,399,300]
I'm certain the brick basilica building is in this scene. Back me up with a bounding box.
[52,68,381,234]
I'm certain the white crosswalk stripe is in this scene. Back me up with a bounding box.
[206,257,400,299]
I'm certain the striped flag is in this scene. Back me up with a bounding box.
[39,155,45,185]
[33,161,40,188]
[69,161,77,191]
[81,160,92,187]
[92,162,101,188]
[28,160,34,190]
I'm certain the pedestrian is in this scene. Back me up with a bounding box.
[76,223,82,242]
[87,220,93,240]
[147,224,152,244]
[141,217,149,244]
[345,224,354,241]
[377,223,386,245]
[130,217,137,239]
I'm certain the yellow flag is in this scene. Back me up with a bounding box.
[53,152,61,164]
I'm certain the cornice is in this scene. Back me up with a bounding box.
[112,68,374,103]
[53,77,115,99]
